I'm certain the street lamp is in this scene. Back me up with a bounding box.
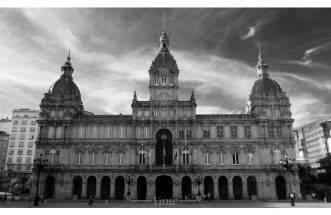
[125,176,133,197]
[33,154,48,206]
[21,175,28,196]
[195,176,202,196]
[280,154,296,206]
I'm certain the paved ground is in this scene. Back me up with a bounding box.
[0,200,331,208]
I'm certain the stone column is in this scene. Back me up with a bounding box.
[146,179,155,200]
[96,179,101,199]
[213,179,219,200]
[228,181,233,200]
[242,181,248,200]
[173,178,181,199]
[82,181,87,198]
[132,181,137,200]
[110,177,115,200]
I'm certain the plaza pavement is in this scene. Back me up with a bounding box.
[0,200,331,208]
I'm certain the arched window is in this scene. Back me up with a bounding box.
[182,147,190,165]
[139,147,146,165]
[49,148,58,164]
[274,147,281,163]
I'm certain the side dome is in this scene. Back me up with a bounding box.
[251,76,282,95]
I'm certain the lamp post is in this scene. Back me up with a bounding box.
[280,154,296,206]
[125,176,133,197]
[21,175,28,195]
[33,154,48,206]
[195,176,202,196]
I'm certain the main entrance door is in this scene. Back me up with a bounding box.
[155,175,173,199]
[155,129,173,165]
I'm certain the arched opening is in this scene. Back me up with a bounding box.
[137,176,147,200]
[155,175,173,199]
[218,176,228,200]
[203,176,214,200]
[44,175,55,198]
[115,176,125,200]
[155,129,173,165]
[181,176,192,199]
[247,176,257,200]
[275,175,287,200]
[72,176,82,198]
[87,176,96,198]
[233,176,243,200]
[101,176,111,199]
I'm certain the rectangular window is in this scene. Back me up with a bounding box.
[179,130,184,138]
[219,153,224,165]
[8,149,14,155]
[13,120,18,125]
[204,153,210,165]
[276,126,282,138]
[231,126,238,138]
[232,153,239,164]
[7,157,13,163]
[120,127,125,138]
[29,134,35,140]
[28,142,34,148]
[19,134,25,140]
[90,153,97,165]
[12,127,17,132]
[26,157,32,164]
[17,149,23,155]
[77,153,83,165]
[186,130,192,138]
[27,149,32,156]
[139,153,146,165]
[19,141,24,147]
[248,153,253,165]
[11,134,16,140]
[20,127,26,132]
[9,141,15,147]
[118,153,123,165]
[103,153,111,165]
[244,126,251,138]
[21,120,27,125]
[268,126,274,138]
[17,157,22,163]
[144,127,148,138]
[203,129,210,138]
[31,120,36,125]
[217,126,224,138]
[30,127,36,132]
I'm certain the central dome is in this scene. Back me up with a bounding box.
[151,51,178,71]
[51,76,81,98]
[251,76,282,95]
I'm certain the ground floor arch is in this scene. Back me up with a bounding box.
[72,176,82,198]
[203,176,214,200]
[275,175,287,200]
[115,176,125,200]
[233,176,243,200]
[218,176,228,200]
[247,176,257,200]
[181,176,192,199]
[137,176,147,200]
[44,175,55,198]
[87,176,96,198]
[155,175,173,199]
[101,176,111,199]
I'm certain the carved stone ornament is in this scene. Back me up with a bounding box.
[116,144,127,153]
[216,146,227,154]
[229,146,241,154]
[73,145,85,153]
[87,144,99,153]
[201,144,213,154]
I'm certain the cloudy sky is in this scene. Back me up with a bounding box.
[1,8,331,128]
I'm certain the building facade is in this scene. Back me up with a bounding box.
[300,119,331,169]
[0,131,9,171]
[35,30,299,201]
[0,118,11,134]
[6,109,39,173]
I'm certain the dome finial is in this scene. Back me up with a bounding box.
[256,43,269,78]
[61,50,74,77]
[159,13,169,51]
[67,49,71,61]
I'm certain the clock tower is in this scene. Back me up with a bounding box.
[149,29,179,102]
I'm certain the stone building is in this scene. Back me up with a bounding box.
[35,29,300,201]
[0,131,9,172]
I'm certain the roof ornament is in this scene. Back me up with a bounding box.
[160,13,169,50]
[190,90,196,103]
[133,91,137,102]
[256,43,269,78]
[61,49,74,77]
